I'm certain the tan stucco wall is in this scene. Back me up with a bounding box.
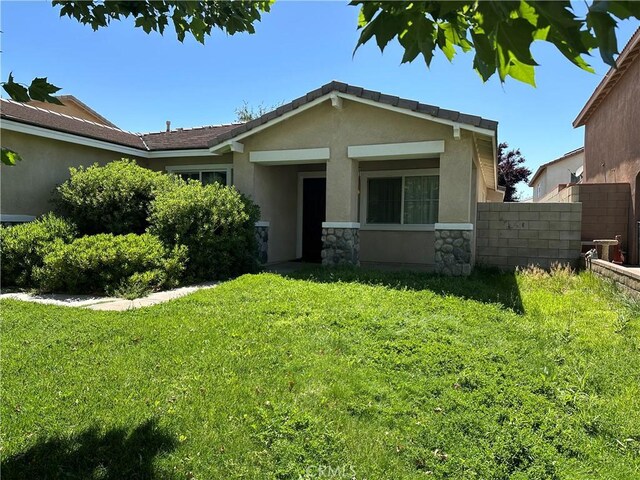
[0,130,143,217]
[230,98,494,265]
[582,57,640,263]
[145,153,233,172]
[232,99,460,220]
[360,230,435,265]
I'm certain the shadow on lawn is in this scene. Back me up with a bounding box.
[285,266,525,314]
[1,418,177,480]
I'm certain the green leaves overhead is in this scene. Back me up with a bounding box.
[2,73,62,104]
[52,1,273,44]
[351,0,640,85]
[28,77,64,104]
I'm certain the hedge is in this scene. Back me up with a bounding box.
[148,182,259,281]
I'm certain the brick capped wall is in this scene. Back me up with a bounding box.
[476,203,582,269]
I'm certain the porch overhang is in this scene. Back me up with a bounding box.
[249,147,330,166]
[347,140,444,161]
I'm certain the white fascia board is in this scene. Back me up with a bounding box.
[1,119,147,157]
[336,93,497,137]
[148,149,218,158]
[209,95,331,154]
[250,147,330,165]
[2,119,222,160]
[435,223,474,230]
[348,140,444,161]
[322,222,360,229]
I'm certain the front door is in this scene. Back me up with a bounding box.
[302,177,326,262]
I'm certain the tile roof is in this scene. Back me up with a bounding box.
[0,99,241,152]
[141,124,242,151]
[2,81,498,153]
[208,81,499,148]
[1,99,147,150]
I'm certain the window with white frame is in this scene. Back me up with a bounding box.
[165,164,232,186]
[361,170,439,228]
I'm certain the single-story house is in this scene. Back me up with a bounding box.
[529,147,584,202]
[1,81,504,274]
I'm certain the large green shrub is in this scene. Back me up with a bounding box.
[55,159,183,235]
[1,213,77,288]
[148,182,259,280]
[36,233,187,295]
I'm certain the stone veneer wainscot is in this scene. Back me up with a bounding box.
[321,223,360,266]
[255,222,269,265]
[434,224,473,276]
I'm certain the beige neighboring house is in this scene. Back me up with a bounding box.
[1,81,504,274]
[529,147,584,202]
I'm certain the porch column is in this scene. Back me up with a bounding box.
[436,138,474,276]
[322,153,360,266]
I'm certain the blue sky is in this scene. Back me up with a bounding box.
[2,1,638,196]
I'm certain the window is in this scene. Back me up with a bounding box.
[362,170,439,228]
[166,165,232,186]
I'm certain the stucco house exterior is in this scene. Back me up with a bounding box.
[1,81,504,274]
[529,147,584,202]
[573,28,640,264]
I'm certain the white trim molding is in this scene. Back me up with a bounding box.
[250,147,330,166]
[1,119,148,157]
[255,221,270,228]
[209,91,496,154]
[322,222,360,229]
[1,119,223,159]
[1,214,36,223]
[360,224,435,232]
[348,140,445,161]
[330,93,343,110]
[435,223,474,230]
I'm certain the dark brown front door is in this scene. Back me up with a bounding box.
[302,177,326,262]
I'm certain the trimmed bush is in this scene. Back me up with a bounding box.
[55,159,183,235]
[36,233,187,295]
[148,182,260,280]
[1,213,77,288]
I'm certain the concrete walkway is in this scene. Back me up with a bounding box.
[0,282,218,311]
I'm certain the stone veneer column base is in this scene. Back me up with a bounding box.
[255,221,269,265]
[321,222,360,266]
[434,223,473,276]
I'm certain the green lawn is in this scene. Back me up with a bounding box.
[2,268,639,479]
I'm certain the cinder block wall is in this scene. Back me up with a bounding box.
[476,203,582,269]
[573,183,630,249]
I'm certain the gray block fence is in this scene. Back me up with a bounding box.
[476,203,582,269]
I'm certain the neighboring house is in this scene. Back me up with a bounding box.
[1,81,504,273]
[529,147,584,202]
[573,28,640,264]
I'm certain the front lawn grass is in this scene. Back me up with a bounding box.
[2,268,639,479]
